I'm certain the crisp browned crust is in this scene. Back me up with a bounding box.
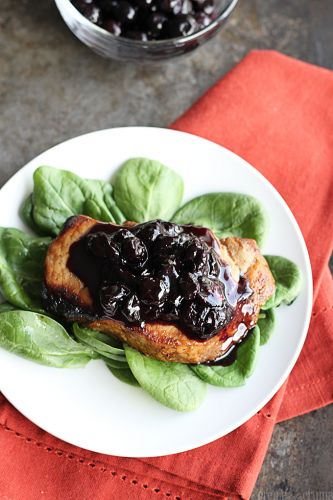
[44,216,275,363]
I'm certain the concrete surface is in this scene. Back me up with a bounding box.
[0,0,332,497]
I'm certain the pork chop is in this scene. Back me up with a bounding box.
[43,215,275,363]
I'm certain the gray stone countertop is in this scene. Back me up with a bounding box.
[0,0,332,497]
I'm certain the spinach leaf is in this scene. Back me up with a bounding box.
[113,158,184,222]
[73,326,141,386]
[0,311,96,367]
[20,194,48,235]
[31,166,125,235]
[102,357,130,369]
[82,180,125,223]
[125,345,207,411]
[106,363,139,387]
[258,309,276,345]
[173,193,268,246]
[20,194,35,229]
[191,326,260,387]
[0,302,16,312]
[73,323,127,361]
[0,228,51,311]
[262,255,302,310]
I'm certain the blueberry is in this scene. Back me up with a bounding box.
[107,0,137,24]
[86,232,120,262]
[106,240,121,263]
[103,18,122,34]
[197,277,225,307]
[207,249,221,277]
[100,283,130,316]
[159,220,182,236]
[113,228,135,243]
[114,267,137,288]
[195,306,211,335]
[181,300,227,339]
[180,0,193,14]
[121,236,148,268]
[146,12,168,37]
[181,301,199,328]
[182,239,201,261]
[195,11,212,28]
[86,5,104,24]
[182,239,208,272]
[196,307,227,339]
[152,234,176,257]
[132,220,164,244]
[157,0,183,14]
[72,1,103,23]
[122,294,141,323]
[179,273,199,299]
[205,308,226,331]
[160,259,180,279]
[156,259,180,293]
[192,0,214,14]
[162,295,183,320]
[175,232,192,247]
[140,275,170,304]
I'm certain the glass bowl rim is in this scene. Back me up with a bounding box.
[56,0,239,46]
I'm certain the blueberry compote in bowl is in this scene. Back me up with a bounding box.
[54,0,238,61]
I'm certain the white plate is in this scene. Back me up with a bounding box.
[0,127,312,457]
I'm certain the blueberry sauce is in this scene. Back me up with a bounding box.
[71,0,218,40]
[202,328,252,366]
[67,220,253,341]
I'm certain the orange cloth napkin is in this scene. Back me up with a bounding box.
[0,51,333,500]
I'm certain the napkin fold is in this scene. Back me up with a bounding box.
[1,50,333,500]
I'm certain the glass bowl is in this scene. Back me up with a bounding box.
[54,0,239,61]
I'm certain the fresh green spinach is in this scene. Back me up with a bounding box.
[105,363,139,387]
[30,166,125,235]
[173,193,268,246]
[191,326,260,387]
[1,160,304,410]
[0,302,16,312]
[113,158,184,222]
[0,228,50,311]
[262,255,302,310]
[103,357,130,369]
[20,194,35,229]
[20,194,48,235]
[73,323,127,361]
[0,311,96,367]
[258,309,276,345]
[125,345,207,411]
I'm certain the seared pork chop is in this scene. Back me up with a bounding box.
[43,216,275,364]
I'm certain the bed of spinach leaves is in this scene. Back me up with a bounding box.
[0,158,303,412]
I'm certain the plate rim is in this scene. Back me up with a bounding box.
[0,126,313,457]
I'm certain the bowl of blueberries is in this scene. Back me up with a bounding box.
[54,0,238,60]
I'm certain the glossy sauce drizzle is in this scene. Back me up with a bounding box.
[67,219,254,343]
